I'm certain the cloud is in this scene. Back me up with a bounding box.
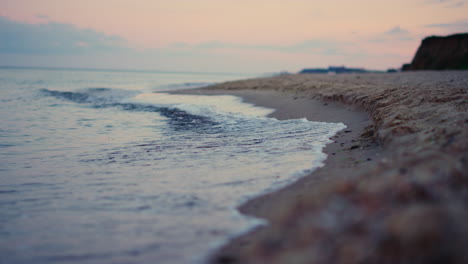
[0,16,129,55]
[0,16,359,72]
[370,26,414,42]
[384,26,410,35]
[166,39,350,56]
[36,14,50,20]
[426,0,452,3]
[448,1,465,7]
[425,19,468,28]
[2,15,346,59]
[424,0,467,7]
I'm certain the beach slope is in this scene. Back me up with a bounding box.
[181,71,468,264]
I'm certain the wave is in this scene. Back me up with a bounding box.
[154,82,215,91]
[40,88,218,132]
[40,87,138,104]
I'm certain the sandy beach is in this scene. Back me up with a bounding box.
[177,71,468,264]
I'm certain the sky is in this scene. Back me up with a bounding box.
[1,0,467,73]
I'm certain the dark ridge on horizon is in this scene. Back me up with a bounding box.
[299,66,387,74]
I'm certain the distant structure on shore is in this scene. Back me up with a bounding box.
[300,66,370,74]
[403,32,468,71]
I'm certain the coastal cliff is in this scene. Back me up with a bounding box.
[403,33,468,70]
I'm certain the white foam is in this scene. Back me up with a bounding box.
[129,92,275,117]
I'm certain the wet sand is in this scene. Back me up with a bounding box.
[177,71,468,264]
[172,89,381,218]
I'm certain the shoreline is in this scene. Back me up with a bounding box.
[175,71,468,263]
[173,88,385,261]
[170,88,383,215]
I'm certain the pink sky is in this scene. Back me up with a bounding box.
[1,0,467,73]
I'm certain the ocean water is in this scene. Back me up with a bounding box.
[0,68,345,264]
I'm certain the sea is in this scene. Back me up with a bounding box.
[0,68,346,264]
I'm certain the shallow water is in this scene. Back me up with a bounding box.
[0,69,345,263]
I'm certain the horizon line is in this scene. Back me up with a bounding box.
[0,65,257,76]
